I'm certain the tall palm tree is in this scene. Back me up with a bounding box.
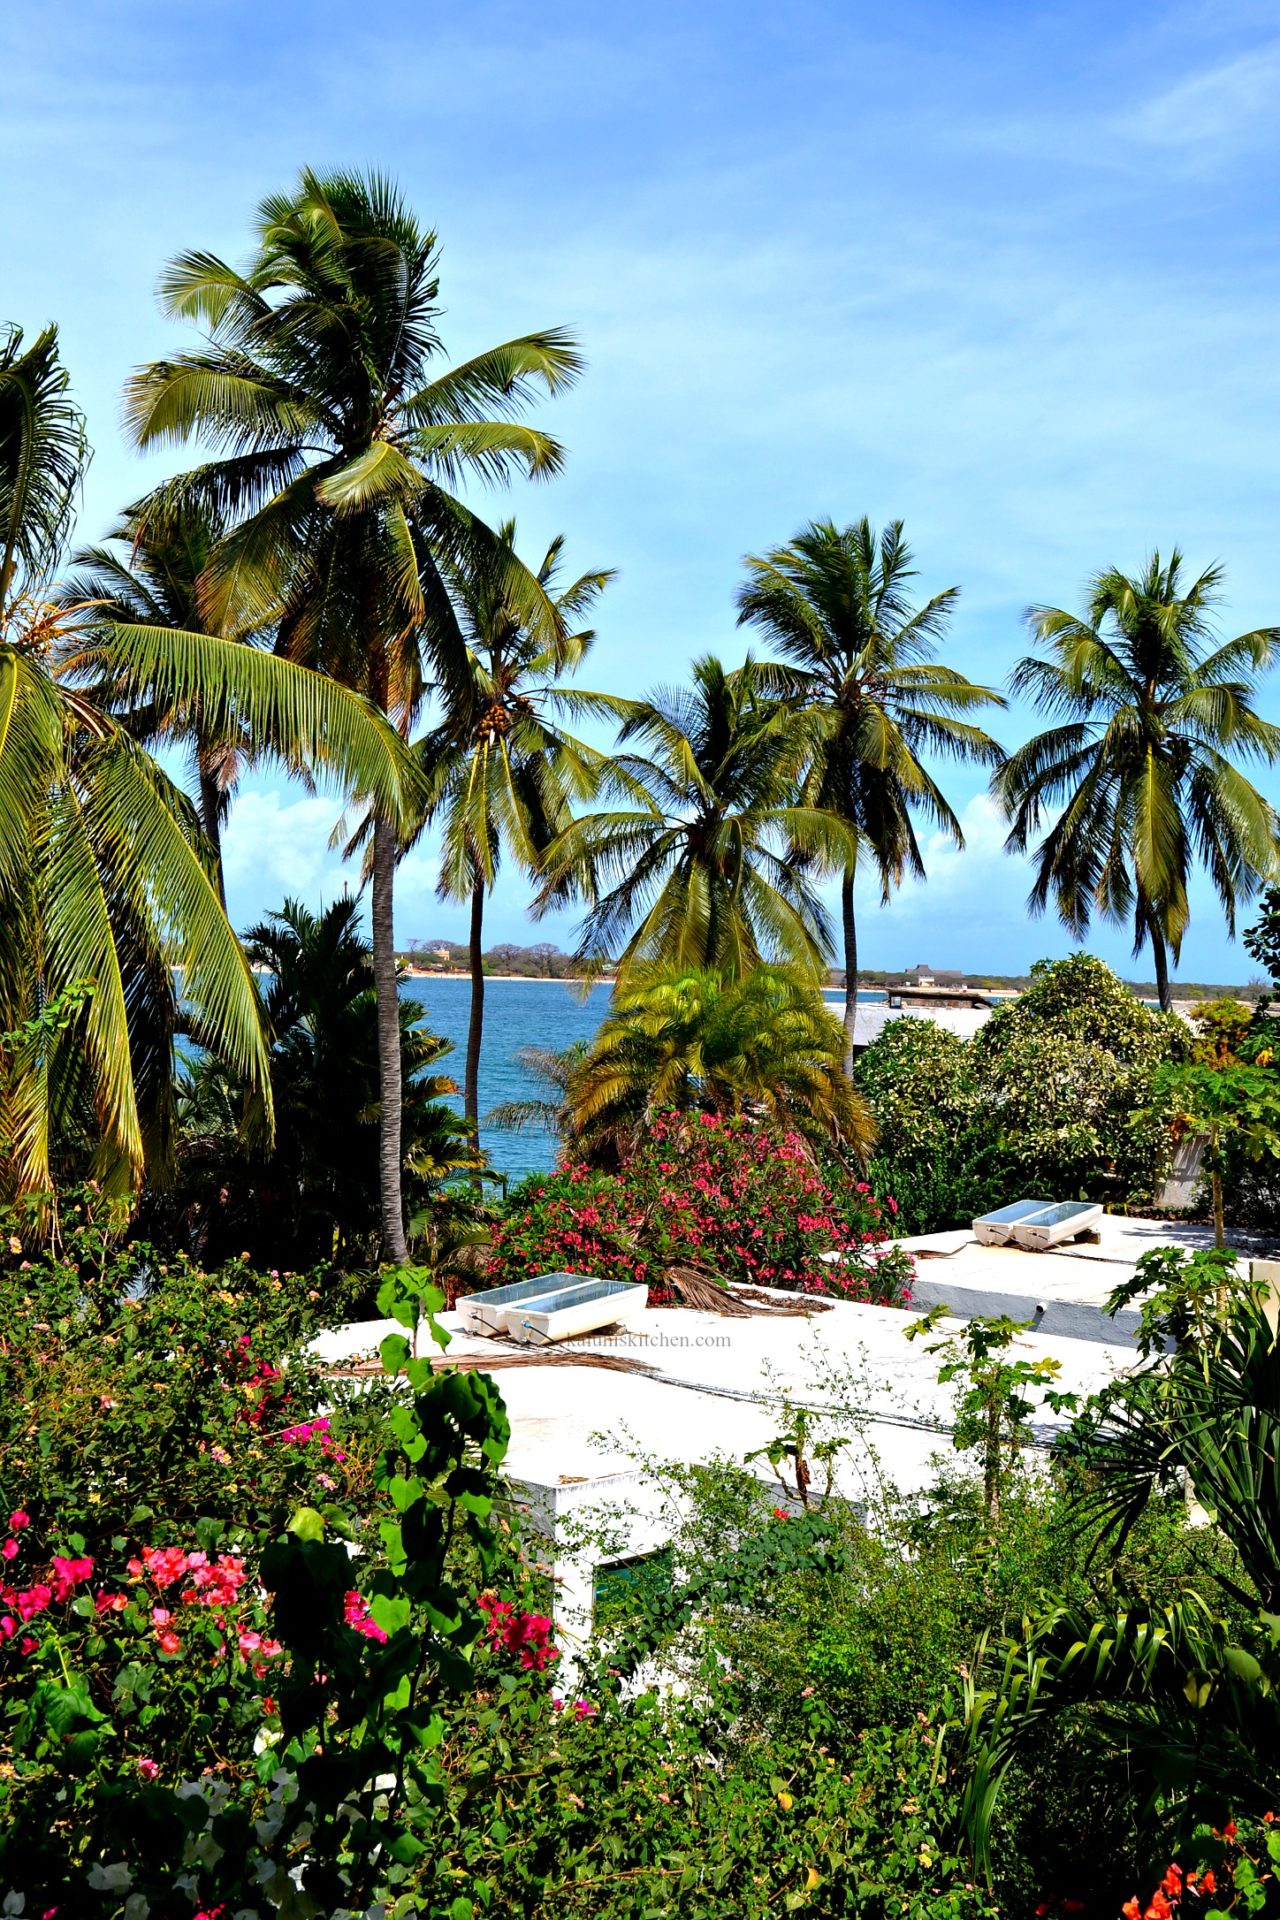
[997,553,1280,1011]
[560,963,875,1166]
[0,323,421,1205]
[124,168,581,1261]
[406,519,619,1143]
[536,654,855,982]
[61,501,266,906]
[736,518,1005,1068]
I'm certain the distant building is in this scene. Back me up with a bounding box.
[895,962,972,989]
[886,982,994,1011]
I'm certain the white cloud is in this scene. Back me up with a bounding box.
[1120,42,1280,152]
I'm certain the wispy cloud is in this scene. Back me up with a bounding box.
[1120,41,1280,153]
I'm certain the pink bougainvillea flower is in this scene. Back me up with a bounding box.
[50,1555,93,1601]
[1,1539,18,1561]
[8,1511,29,1532]
[94,1591,127,1614]
[155,1627,182,1655]
[343,1590,388,1644]
[136,1757,160,1782]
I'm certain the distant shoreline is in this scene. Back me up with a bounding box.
[400,970,616,985]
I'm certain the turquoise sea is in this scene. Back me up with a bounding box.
[402,977,885,1184]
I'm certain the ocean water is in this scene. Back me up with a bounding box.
[403,977,884,1184]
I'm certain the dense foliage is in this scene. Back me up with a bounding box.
[857,955,1187,1229]
[547,962,874,1163]
[2,1200,1276,1917]
[142,897,479,1272]
[485,1110,911,1302]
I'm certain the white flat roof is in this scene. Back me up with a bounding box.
[900,1213,1250,1343]
[312,1294,1132,1500]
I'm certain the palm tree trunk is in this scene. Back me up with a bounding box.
[371,811,407,1264]
[465,881,485,1138]
[841,867,858,1075]
[196,753,226,912]
[1150,922,1172,1014]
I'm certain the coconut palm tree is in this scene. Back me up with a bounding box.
[560,963,874,1165]
[0,323,421,1206]
[124,167,581,1261]
[997,553,1280,1012]
[406,519,619,1143]
[736,518,1005,1067]
[60,501,267,906]
[536,654,855,982]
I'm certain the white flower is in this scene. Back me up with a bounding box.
[3,1892,25,1917]
[87,1863,133,1892]
[123,1898,151,1920]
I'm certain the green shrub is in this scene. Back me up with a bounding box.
[971,954,1184,1201]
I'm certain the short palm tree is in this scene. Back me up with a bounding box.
[562,963,874,1165]
[997,553,1280,1011]
[536,654,855,982]
[407,519,619,1141]
[736,518,1005,1067]
[0,323,420,1204]
[61,501,266,905]
[125,167,581,1261]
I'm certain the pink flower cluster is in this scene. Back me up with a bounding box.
[127,1545,281,1665]
[0,1519,94,1654]
[553,1695,599,1719]
[343,1589,388,1644]
[273,1415,347,1463]
[479,1591,559,1671]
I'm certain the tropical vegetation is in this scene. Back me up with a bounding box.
[0,322,418,1213]
[126,166,583,1259]
[7,160,1280,1920]
[997,553,1280,1012]
[487,1108,909,1303]
[855,953,1189,1230]
[536,652,857,981]
[494,961,873,1163]
[144,895,480,1271]
[736,517,1005,1063]
[392,517,617,1142]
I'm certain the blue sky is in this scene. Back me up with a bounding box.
[4,0,1279,983]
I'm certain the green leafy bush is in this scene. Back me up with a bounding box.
[860,957,1187,1226]
[972,954,1184,1201]
[855,1019,1016,1231]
